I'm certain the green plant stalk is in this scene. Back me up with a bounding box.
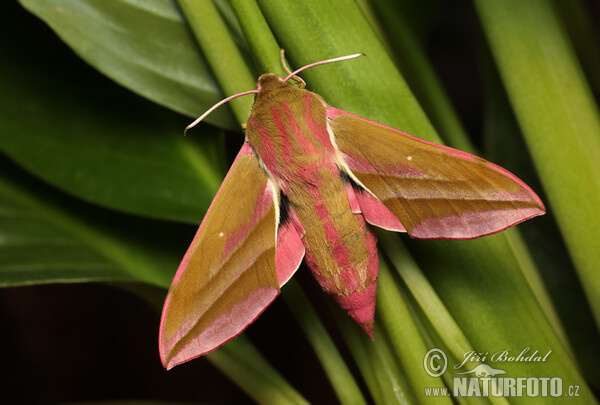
[371,323,417,404]
[553,0,600,95]
[177,0,255,121]
[208,336,309,405]
[503,229,572,354]
[379,232,511,405]
[475,0,600,328]
[230,0,285,76]
[376,260,451,404]
[331,310,385,404]
[283,281,367,405]
[333,287,434,404]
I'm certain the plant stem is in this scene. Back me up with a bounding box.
[475,0,600,329]
[177,0,255,122]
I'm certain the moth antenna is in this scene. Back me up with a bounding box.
[284,53,366,83]
[280,49,306,89]
[185,89,259,134]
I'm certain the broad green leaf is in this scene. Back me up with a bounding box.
[0,159,181,287]
[19,0,236,129]
[0,3,224,224]
[0,165,130,286]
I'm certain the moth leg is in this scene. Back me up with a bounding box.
[280,49,306,89]
[241,122,247,130]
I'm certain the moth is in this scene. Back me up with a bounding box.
[159,52,545,369]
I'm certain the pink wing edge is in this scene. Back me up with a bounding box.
[328,108,546,240]
[159,142,306,369]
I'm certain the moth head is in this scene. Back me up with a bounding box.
[257,73,289,92]
[184,52,365,134]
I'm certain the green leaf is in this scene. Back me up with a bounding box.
[554,0,600,96]
[0,163,128,286]
[475,0,600,330]
[19,0,236,129]
[256,0,435,139]
[480,50,600,384]
[0,159,182,287]
[177,0,257,122]
[230,0,286,76]
[0,5,224,224]
[283,281,367,405]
